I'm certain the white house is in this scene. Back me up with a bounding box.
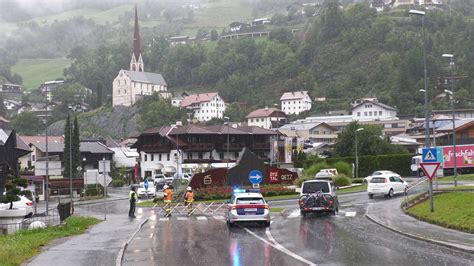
[280,91,312,115]
[171,95,184,108]
[180,92,226,122]
[351,99,397,121]
[3,99,21,111]
[278,122,338,143]
[246,107,287,129]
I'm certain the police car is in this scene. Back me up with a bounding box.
[226,189,270,228]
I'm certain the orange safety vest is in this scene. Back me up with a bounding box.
[185,191,194,203]
[164,188,173,201]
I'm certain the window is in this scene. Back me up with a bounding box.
[379,111,382,116]
[357,112,360,117]
[234,152,239,158]
[188,153,193,159]
[31,155,36,162]
[364,112,367,116]
[118,80,120,85]
[159,154,162,161]
[151,154,154,161]
[167,154,170,161]
[144,154,147,161]
[369,111,372,116]
[198,153,203,159]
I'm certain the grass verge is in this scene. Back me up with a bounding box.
[338,184,368,194]
[405,192,474,233]
[137,200,156,207]
[437,186,474,191]
[438,174,474,182]
[270,207,285,213]
[0,215,100,265]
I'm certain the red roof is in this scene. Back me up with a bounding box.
[20,136,64,146]
[246,108,286,118]
[180,92,219,108]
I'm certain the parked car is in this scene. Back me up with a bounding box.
[367,175,408,199]
[137,182,156,198]
[299,179,339,216]
[182,173,192,181]
[226,189,270,227]
[364,170,400,183]
[0,193,33,218]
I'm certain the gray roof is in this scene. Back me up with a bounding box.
[436,119,474,131]
[279,122,335,131]
[352,100,397,112]
[123,70,167,86]
[35,142,114,154]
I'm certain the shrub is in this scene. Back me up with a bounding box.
[333,161,352,177]
[111,179,124,187]
[305,162,331,177]
[333,175,351,187]
[352,178,364,184]
[294,176,310,187]
[83,184,104,197]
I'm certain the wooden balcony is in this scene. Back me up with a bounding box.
[222,143,245,151]
[185,143,215,151]
[141,144,170,153]
[252,143,270,150]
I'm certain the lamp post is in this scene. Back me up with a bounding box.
[44,97,49,214]
[68,105,73,206]
[223,116,230,169]
[443,53,456,187]
[409,9,430,148]
[355,128,364,179]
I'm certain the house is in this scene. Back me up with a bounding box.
[171,95,184,108]
[131,124,278,178]
[39,80,64,101]
[179,92,226,122]
[18,136,64,169]
[371,0,385,12]
[0,84,23,100]
[278,122,338,143]
[71,102,89,113]
[229,22,246,32]
[17,102,56,124]
[435,119,474,146]
[246,107,288,129]
[110,147,139,169]
[351,98,397,121]
[432,109,474,119]
[280,91,312,115]
[168,36,195,46]
[112,6,170,107]
[251,18,271,26]
[3,99,21,113]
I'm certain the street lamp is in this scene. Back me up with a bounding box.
[355,128,364,179]
[409,9,430,147]
[223,116,230,169]
[444,89,457,187]
[68,105,73,207]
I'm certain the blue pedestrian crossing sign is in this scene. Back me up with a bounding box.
[144,179,149,190]
[422,148,437,162]
[249,170,263,184]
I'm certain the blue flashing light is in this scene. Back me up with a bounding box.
[233,189,246,194]
[233,188,260,194]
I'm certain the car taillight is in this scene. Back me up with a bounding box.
[26,202,33,206]
[299,200,304,206]
[231,206,236,210]
[264,205,269,209]
[328,200,333,205]
[384,178,388,183]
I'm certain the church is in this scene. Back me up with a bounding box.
[112,6,170,107]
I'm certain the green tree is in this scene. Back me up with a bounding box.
[210,30,218,41]
[63,112,72,178]
[10,112,42,135]
[2,170,29,209]
[0,94,6,117]
[223,102,247,122]
[95,82,103,108]
[139,94,187,130]
[72,116,81,178]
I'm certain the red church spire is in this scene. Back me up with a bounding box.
[132,4,140,61]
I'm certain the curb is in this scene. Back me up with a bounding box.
[115,218,149,266]
[365,213,474,253]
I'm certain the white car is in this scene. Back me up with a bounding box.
[226,189,270,227]
[0,194,34,217]
[137,182,156,198]
[367,175,408,199]
[364,170,400,183]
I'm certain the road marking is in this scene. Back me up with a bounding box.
[213,215,225,220]
[159,218,169,221]
[177,217,188,221]
[196,216,207,221]
[240,227,316,266]
[288,210,300,218]
[345,211,356,217]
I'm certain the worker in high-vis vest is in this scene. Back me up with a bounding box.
[163,185,173,216]
[184,186,194,215]
[129,186,137,218]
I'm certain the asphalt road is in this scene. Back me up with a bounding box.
[123,179,474,265]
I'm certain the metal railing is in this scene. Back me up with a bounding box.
[0,208,60,235]
[153,202,228,216]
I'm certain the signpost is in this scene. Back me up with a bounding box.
[249,170,263,185]
[99,160,110,220]
[421,147,439,213]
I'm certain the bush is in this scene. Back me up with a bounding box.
[111,179,124,187]
[294,176,310,187]
[333,175,351,187]
[305,162,331,177]
[326,154,413,177]
[333,161,352,177]
[83,184,104,197]
[352,178,364,184]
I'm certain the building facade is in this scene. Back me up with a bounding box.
[280,91,312,115]
[351,99,397,121]
[278,122,338,143]
[180,93,226,122]
[246,107,288,129]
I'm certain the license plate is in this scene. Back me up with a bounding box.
[245,208,257,212]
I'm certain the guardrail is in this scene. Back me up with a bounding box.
[0,208,60,235]
[153,202,227,216]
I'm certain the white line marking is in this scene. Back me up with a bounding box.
[288,210,300,218]
[159,218,169,221]
[241,227,316,266]
[177,217,188,221]
[196,216,207,221]
[345,211,356,217]
[213,215,225,220]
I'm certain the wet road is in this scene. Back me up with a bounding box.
[123,180,474,265]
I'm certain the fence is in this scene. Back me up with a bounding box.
[153,202,228,216]
[0,208,60,235]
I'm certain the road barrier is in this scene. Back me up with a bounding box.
[153,202,228,216]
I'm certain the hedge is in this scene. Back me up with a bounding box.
[324,154,413,177]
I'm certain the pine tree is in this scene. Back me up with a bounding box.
[72,116,81,178]
[0,93,6,117]
[63,113,71,178]
[96,82,103,108]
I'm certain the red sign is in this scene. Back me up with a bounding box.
[269,171,279,183]
[420,162,441,181]
[442,145,474,168]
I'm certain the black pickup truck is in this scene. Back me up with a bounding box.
[298,179,339,216]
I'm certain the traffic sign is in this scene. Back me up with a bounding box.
[420,162,441,181]
[422,148,437,162]
[249,170,263,184]
[144,179,149,190]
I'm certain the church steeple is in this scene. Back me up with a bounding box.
[130,4,144,72]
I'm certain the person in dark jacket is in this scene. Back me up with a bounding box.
[129,186,137,218]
